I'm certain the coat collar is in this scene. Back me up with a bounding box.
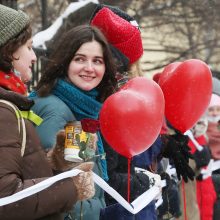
[0,86,34,110]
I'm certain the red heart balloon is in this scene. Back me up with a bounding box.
[158,62,182,86]
[99,77,165,158]
[159,59,212,133]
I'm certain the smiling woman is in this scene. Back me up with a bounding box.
[29,24,117,220]
[67,40,106,91]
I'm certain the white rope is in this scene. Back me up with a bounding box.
[0,169,82,206]
[201,159,220,179]
[184,130,203,151]
[184,130,220,179]
[0,169,164,214]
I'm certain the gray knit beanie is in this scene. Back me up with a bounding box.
[0,4,30,47]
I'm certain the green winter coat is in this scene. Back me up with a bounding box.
[31,94,106,220]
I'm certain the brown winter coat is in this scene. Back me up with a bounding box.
[0,90,78,220]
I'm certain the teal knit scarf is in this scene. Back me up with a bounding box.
[53,79,108,181]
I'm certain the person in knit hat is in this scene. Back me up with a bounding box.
[206,93,220,159]
[0,4,35,95]
[90,5,163,220]
[206,87,220,220]
[91,7,143,65]
[178,115,211,220]
[90,5,143,79]
[90,5,195,220]
[180,88,220,220]
[0,4,95,220]
[207,94,220,123]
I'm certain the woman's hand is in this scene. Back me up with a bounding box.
[72,162,95,201]
[47,130,81,171]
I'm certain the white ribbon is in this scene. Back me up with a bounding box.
[166,164,177,177]
[0,169,82,206]
[94,171,162,214]
[155,196,163,209]
[0,169,164,214]
[201,159,220,179]
[184,130,220,179]
[94,168,164,214]
[184,130,203,151]
[154,180,166,209]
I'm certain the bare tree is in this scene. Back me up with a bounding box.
[123,0,220,75]
[18,0,220,77]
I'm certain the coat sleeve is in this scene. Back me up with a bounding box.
[31,95,76,150]
[0,105,78,219]
[133,137,163,168]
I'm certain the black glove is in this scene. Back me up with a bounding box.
[171,132,194,162]
[161,134,195,182]
[193,146,211,169]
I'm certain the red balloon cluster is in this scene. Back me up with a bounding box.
[99,59,212,159]
[159,59,212,133]
[99,77,165,159]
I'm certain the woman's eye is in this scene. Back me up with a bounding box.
[74,57,84,62]
[28,46,33,50]
[94,59,103,64]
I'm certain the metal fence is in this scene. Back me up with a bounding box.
[0,0,17,9]
[28,48,48,92]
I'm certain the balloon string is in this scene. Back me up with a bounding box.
[127,158,131,203]
[182,181,188,220]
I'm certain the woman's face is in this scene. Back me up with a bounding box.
[12,38,36,83]
[67,40,106,91]
[207,105,220,123]
[208,105,220,117]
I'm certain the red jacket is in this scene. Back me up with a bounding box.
[189,135,216,220]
